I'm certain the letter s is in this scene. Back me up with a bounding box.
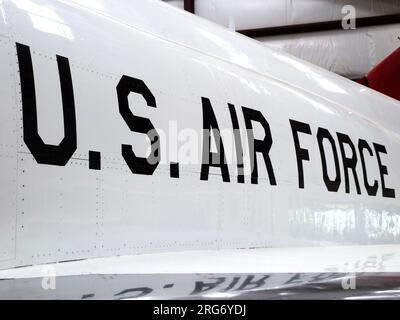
[117,75,160,175]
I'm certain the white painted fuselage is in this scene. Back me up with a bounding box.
[0,0,399,281]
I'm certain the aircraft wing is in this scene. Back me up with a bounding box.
[0,245,400,299]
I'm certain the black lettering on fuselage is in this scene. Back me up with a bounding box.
[290,120,312,189]
[16,41,395,200]
[117,75,160,175]
[200,97,230,182]
[374,143,396,198]
[17,43,77,166]
[242,107,276,185]
[317,127,341,192]
[358,139,378,196]
[229,104,244,184]
[337,133,361,194]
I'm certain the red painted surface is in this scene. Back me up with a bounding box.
[358,48,400,101]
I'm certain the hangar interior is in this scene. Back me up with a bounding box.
[164,0,400,80]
